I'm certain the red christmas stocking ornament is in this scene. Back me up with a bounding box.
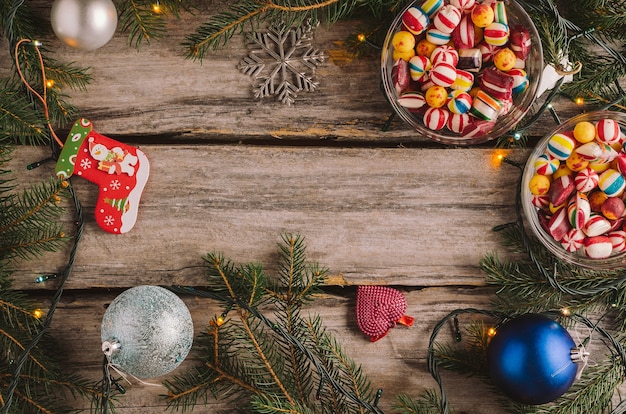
[356,286,414,342]
[55,119,150,234]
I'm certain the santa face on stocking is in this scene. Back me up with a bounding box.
[55,118,150,234]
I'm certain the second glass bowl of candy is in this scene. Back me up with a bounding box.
[381,0,543,145]
[522,111,626,269]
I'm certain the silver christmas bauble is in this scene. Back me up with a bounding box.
[50,0,118,51]
[101,285,194,379]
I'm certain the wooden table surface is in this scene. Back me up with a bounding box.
[1,4,606,413]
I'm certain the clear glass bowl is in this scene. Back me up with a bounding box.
[521,111,626,269]
[381,0,543,145]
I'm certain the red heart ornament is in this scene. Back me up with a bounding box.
[356,286,414,342]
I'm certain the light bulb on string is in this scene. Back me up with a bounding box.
[33,309,44,319]
[575,97,585,105]
[152,1,161,13]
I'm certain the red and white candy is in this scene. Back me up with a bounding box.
[574,167,599,192]
[398,91,427,111]
[583,213,612,237]
[510,25,531,60]
[596,118,621,144]
[452,14,477,49]
[450,0,475,12]
[424,107,450,130]
[609,230,626,253]
[447,112,471,133]
[561,228,585,252]
[583,236,613,259]
[402,7,430,35]
[431,62,458,87]
[432,5,462,33]
[431,45,459,66]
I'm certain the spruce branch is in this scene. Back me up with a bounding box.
[117,0,190,48]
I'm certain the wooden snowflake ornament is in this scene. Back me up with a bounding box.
[238,21,326,105]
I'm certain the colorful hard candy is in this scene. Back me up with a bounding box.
[549,174,575,206]
[574,167,599,192]
[529,173,551,196]
[431,45,459,66]
[609,230,626,253]
[565,152,589,172]
[392,31,416,52]
[509,25,531,60]
[493,47,516,71]
[432,4,462,34]
[398,91,427,111]
[423,107,450,130]
[583,213,612,237]
[393,48,416,62]
[392,58,411,94]
[588,190,608,212]
[598,169,625,197]
[597,118,621,144]
[447,112,471,133]
[469,90,502,121]
[471,3,494,28]
[426,28,452,45]
[531,194,550,210]
[561,228,585,252]
[457,48,482,72]
[451,69,474,91]
[547,207,571,241]
[583,235,613,259]
[491,1,508,25]
[421,0,444,17]
[508,68,529,94]
[576,141,618,164]
[447,90,473,114]
[409,55,431,81]
[573,121,597,144]
[534,153,559,175]
[547,132,576,160]
[431,62,458,87]
[450,0,475,12]
[601,197,625,220]
[402,7,430,35]
[483,22,509,47]
[479,41,500,64]
[416,38,437,57]
[567,192,591,229]
[425,85,448,108]
[452,14,477,49]
[480,67,514,100]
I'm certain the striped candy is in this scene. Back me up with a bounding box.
[446,112,470,133]
[576,141,618,164]
[452,14,477,49]
[447,90,472,114]
[480,67,513,100]
[567,192,590,229]
[421,0,443,17]
[510,25,531,60]
[426,28,451,45]
[561,228,585,252]
[483,22,509,46]
[423,107,450,130]
[402,7,430,35]
[583,213,612,237]
[508,68,529,94]
[430,62,457,87]
[408,55,431,81]
[599,169,625,197]
[491,1,508,25]
[450,0,475,11]
[398,91,427,110]
[431,45,458,66]
[534,153,559,175]
[450,69,474,91]
[574,167,599,192]
[596,118,621,144]
[469,90,502,121]
[547,207,570,241]
[583,235,613,258]
[531,194,550,210]
[546,132,576,160]
[609,230,626,253]
[432,5,462,34]
[479,41,500,63]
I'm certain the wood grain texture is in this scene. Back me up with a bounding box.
[9,145,528,291]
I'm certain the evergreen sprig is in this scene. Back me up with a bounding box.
[117,0,189,48]
[164,234,380,413]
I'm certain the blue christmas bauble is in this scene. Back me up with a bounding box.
[487,314,578,405]
[101,285,194,379]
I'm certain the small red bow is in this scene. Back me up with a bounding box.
[356,286,414,342]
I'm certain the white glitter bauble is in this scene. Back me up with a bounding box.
[101,286,194,379]
[50,0,118,51]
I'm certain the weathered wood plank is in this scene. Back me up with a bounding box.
[8,145,528,291]
[0,7,593,145]
[48,286,506,413]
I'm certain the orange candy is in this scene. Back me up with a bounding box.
[471,4,495,28]
[493,47,516,72]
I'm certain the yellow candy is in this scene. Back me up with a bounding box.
[553,164,573,180]
[573,121,596,143]
[393,48,416,61]
[529,174,551,196]
[493,48,516,72]
[549,202,564,214]
[566,152,589,172]
[416,39,437,58]
[590,162,611,173]
[392,31,416,53]
[425,85,448,108]
[471,4,495,28]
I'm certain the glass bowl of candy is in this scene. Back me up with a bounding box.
[381,0,543,145]
[521,111,626,269]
